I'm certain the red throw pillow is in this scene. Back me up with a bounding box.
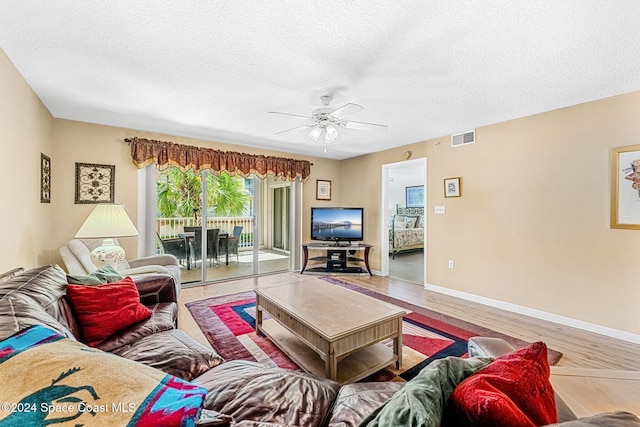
[442,342,557,427]
[66,277,152,347]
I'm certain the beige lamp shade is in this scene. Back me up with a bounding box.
[75,204,139,239]
[74,205,139,268]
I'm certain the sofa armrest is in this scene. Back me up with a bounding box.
[129,254,179,268]
[467,336,516,358]
[133,274,178,305]
[121,265,171,277]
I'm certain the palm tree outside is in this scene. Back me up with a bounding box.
[157,168,250,222]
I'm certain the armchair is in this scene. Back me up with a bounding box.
[59,238,181,294]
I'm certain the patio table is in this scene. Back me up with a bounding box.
[178,230,229,269]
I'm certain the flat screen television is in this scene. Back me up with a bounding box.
[311,207,364,244]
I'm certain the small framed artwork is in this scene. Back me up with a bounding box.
[611,145,640,229]
[316,179,332,200]
[406,185,424,207]
[75,162,115,204]
[40,153,51,203]
[444,177,461,198]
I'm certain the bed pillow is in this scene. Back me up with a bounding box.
[442,342,557,427]
[65,277,152,346]
[67,264,123,285]
[394,220,407,229]
[405,216,419,228]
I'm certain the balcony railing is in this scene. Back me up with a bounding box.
[157,216,254,248]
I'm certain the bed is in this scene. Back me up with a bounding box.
[389,207,424,258]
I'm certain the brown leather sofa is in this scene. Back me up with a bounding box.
[1,265,638,427]
[0,264,221,381]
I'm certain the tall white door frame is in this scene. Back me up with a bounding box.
[380,157,427,286]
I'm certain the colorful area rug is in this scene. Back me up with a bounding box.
[185,277,562,381]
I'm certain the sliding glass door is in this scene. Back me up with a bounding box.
[152,167,294,285]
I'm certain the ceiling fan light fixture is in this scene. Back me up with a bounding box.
[325,124,339,141]
[272,94,387,153]
[308,126,322,142]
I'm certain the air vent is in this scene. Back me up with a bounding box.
[451,130,476,147]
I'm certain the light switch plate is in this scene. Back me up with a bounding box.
[435,205,446,214]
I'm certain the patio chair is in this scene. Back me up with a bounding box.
[220,226,243,263]
[184,227,220,268]
[156,232,187,266]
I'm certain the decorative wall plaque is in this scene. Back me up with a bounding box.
[75,162,115,204]
[40,153,51,203]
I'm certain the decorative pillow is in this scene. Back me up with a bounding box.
[442,342,557,427]
[360,357,493,427]
[394,220,408,230]
[67,264,123,285]
[65,277,152,346]
[0,325,206,426]
[405,216,419,228]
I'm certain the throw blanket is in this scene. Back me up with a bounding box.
[0,325,206,426]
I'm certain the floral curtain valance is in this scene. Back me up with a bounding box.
[126,137,311,182]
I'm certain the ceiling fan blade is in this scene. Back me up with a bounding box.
[275,123,313,135]
[343,120,388,133]
[268,111,312,120]
[330,103,364,119]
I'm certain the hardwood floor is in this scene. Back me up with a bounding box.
[178,272,640,417]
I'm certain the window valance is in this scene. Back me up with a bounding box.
[126,137,311,182]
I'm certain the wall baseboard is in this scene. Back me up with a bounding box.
[424,282,640,345]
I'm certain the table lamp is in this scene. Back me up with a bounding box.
[74,204,139,267]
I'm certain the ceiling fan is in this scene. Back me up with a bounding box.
[269,95,388,146]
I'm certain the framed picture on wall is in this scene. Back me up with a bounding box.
[75,162,115,204]
[444,177,461,198]
[316,179,331,200]
[405,185,424,207]
[611,144,640,229]
[40,153,51,203]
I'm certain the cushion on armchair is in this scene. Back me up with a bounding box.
[65,277,152,346]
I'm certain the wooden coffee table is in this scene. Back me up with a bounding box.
[255,279,405,384]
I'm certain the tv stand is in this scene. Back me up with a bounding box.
[301,243,372,276]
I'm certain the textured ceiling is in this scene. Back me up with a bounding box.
[1,1,639,160]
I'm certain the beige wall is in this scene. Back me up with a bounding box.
[342,91,640,336]
[51,121,340,267]
[0,48,54,272]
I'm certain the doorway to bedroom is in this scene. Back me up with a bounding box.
[381,158,426,285]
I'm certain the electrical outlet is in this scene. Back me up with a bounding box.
[448,260,455,269]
